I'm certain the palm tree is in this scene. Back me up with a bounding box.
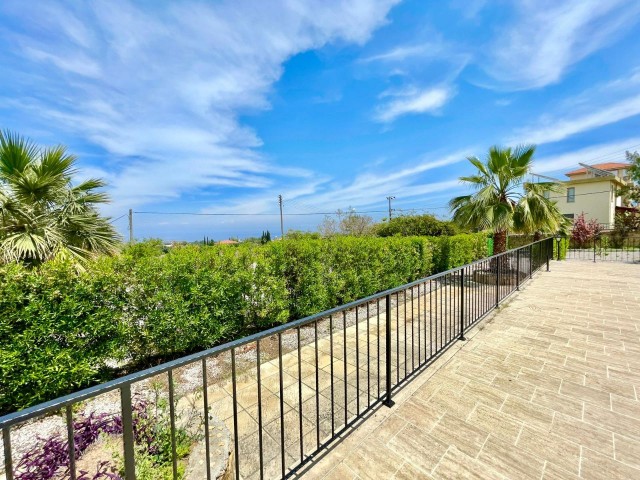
[449,145,567,255]
[0,130,121,265]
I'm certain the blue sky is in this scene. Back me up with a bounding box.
[1,0,640,241]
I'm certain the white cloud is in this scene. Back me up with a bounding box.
[519,95,640,145]
[374,86,454,123]
[484,0,640,89]
[534,138,640,175]
[0,0,400,214]
[361,44,431,63]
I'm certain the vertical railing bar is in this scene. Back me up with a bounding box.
[329,315,335,437]
[255,344,263,480]
[297,327,303,463]
[430,280,434,357]
[168,370,179,480]
[356,307,360,416]
[495,256,500,308]
[529,244,533,279]
[120,384,136,480]
[377,299,380,399]
[459,269,466,341]
[2,427,13,480]
[411,284,422,369]
[2,428,13,480]
[65,405,77,480]
[404,290,407,378]
[384,294,394,407]
[396,293,399,384]
[278,334,285,479]
[343,310,348,427]
[314,320,320,451]
[366,302,371,409]
[202,358,212,480]
[516,248,520,291]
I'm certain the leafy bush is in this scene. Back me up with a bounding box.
[570,213,601,248]
[375,214,458,237]
[1,233,488,413]
[431,233,488,271]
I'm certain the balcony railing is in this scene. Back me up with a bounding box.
[0,238,554,480]
[566,236,640,263]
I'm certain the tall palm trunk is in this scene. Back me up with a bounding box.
[493,230,507,255]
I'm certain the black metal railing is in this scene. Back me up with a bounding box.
[0,238,554,480]
[566,236,640,263]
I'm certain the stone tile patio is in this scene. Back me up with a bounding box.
[293,260,640,480]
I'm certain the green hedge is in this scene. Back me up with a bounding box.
[0,233,487,413]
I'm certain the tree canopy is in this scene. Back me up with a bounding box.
[0,130,121,265]
[449,145,567,253]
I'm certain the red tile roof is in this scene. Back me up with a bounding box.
[565,162,631,176]
[217,239,239,245]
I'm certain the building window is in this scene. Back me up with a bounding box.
[567,187,575,203]
[563,213,575,220]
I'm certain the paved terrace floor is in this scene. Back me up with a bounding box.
[297,261,640,480]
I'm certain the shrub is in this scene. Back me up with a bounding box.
[431,233,488,271]
[1,233,488,413]
[375,214,458,237]
[570,213,601,248]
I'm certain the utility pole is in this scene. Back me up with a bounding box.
[278,194,284,240]
[128,209,134,243]
[386,196,395,220]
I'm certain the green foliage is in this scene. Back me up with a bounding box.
[0,130,121,265]
[430,233,488,271]
[553,237,569,260]
[1,233,489,413]
[450,145,568,253]
[260,230,272,244]
[0,258,128,412]
[375,214,458,237]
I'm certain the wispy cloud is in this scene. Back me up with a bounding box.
[0,0,400,214]
[534,138,640,175]
[509,72,640,145]
[361,44,431,63]
[482,0,640,89]
[374,86,454,122]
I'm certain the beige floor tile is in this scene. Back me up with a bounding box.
[614,433,640,470]
[466,403,522,445]
[430,413,489,457]
[581,447,640,480]
[477,435,545,480]
[516,425,581,474]
[500,395,554,431]
[559,380,611,408]
[432,446,504,480]
[387,424,448,474]
[551,412,613,457]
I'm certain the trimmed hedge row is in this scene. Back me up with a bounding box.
[0,233,487,413]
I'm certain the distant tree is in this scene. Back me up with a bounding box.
[375,214,457,237]
[619,151,640,205]
[318,215,338,237]
[0,130,120,265]
[260,230,271,244]
[449,145,567,254]
[338,209,373,236]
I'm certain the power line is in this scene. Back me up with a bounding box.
[110,213,127,223]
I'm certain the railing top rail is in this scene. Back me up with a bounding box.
[0,237,551,429]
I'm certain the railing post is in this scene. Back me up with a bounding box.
[384,294,394,407]
[495,256,500,308]
[120,384,136,480]
[529,244,533,279]
[546,239,550,271]
[593,236,597,263]
[459,269,466,341]
[516,249,520,291]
